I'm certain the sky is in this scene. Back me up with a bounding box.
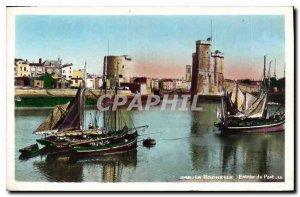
[15,15,285,80]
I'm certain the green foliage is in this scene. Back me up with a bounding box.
[15,97,97,107]
[38,74,55,88]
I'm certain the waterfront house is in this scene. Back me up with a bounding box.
[159,79,174,91]
[44,58,62,76]
[70,77,84,88]
[72,69,84,79]
[15,76,31,87]
[133,77,152,94]
[29,58,45,77]
[151,79,160,90]
[62,63,73,80]
[55,77,71,89]
[15,58,30,77]
[30,78,44,88]
[86,76,96,89]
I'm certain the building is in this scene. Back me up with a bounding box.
[185,65,192,82]
[15,76,31,87]
[103,55,132,89]
[55,77,71,89]
[72,69,84,79]
[94,77,102,89]
[191,38,224,97]
[159,79,174,91]
[62,63,73,80]
[132,77,152,94]
[44,58,62,76]
[181,81,191,90]
[86,76,96,89]
[15,58,30,77]
[31,79,44,88]
[151,79,160,90]
[70,78,84,88]
[29,58,45,77]
[174,79,183,89]
[211,50,224,93]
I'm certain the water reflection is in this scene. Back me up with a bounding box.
[33,150,137,182]
[190,102,284,180]
[15,101,284,182]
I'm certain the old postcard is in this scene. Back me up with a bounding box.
[6,6,294,191]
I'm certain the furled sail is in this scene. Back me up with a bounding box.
[54,86,85,132]
[105,108,133,133]
[33,102,69,134]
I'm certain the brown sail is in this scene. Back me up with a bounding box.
[53,86,85,132]
[33,102,69,134]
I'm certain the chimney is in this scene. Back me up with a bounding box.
[39,58,42,64]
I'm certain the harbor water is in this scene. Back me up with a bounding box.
[15,101,285,182]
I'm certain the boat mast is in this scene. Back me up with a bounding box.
[263,55,266,86]
[115,60,119,132]
[103,40,109,129]
[83,60,87,130]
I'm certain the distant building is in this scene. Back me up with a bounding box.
[29,58,45,77]
[70,77,84,88]
[62,63,73,80]
[72,69,84,79]
[211,50,224,93]
[31,78,44,88]
[191,38,224,97]
[151,79,160,90]
[160,79,174,91]
[103,55,132,89]
[86,76,96,89]
[55,77,71,89]
[133,77,152,94]
[15,76,31,87]
[44,58,62,76]
[15,58,30,77]
[181,81,191,90]
[185,65,192,82]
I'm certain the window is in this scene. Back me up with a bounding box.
[24,67,26,71]
[63,70,65,73]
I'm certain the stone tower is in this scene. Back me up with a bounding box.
[211,50,224,94]
[191,39,212,97]
[185,65,192,82]
[103,55,132,89]
[191,39,224,98]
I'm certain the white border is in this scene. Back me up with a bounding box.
[6,6,294,191]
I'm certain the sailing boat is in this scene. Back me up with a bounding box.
[215,56,285,133]
[71,56,148,155]
[32,60,148,155]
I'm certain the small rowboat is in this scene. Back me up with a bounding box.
[19,143,49,159]
[143,138,156,147]
[19,143,39,155]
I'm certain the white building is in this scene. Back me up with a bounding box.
[86,77,96,89]
[62,63,73,80]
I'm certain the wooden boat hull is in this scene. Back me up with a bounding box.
[72,136,137,156]
[19,146,49,160]
[219,120,285,134]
